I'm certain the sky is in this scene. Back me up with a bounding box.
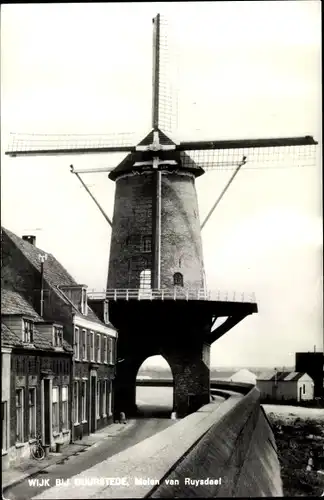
[1,1,322,368]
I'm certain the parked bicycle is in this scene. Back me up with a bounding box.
[30,433,45,460]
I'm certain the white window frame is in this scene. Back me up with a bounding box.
[102,380,107,417]
[52,386,59,434]
[140,269,151,290]
[61,386,69,431]
[73,381,79,425]
[2,401,8,452]
[107,381,112,416]
[90,331,95,362]
[74,327,80,360]
[108,337,114,365]
[96,334,101,363]
[28,388,36,439]
[82,329,87,361]
[103,301,109,324]
[22,319,33,343]
[81,288,88,316]
[16,388,24,443]
[81,380,87,423]
[104,337,108,364]
[96,380,100,419]
[53,326,63,347]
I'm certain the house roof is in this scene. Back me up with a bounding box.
[2,227,115,330]
[1,289,43,320]
[1,290,73,352]
[257,370,309,382]
[2,321,73,352]
[1,323,23,347]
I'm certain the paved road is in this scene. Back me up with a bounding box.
[4,387,175,500]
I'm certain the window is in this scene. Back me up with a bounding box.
[90,331,95,362]
[81,288,88,316]
[102,381,107,416]
[96,381,100,419]
[16,389,24,442]
[52,387,59,433]
[23,319,33,343]
[2,401,8,452]
[303,384,305,394]
[81,381,87,422]
[28,388,36,438]
[73,381,79,424]
[74,327,80,360]
[62,386,68,430]
[82,329,87,360]
[108,338,115,364]
[104,301,109,324]
[142,236,152,253]
[53,326,63,347]
[173,272,184,287]
[107,382,112,416]
[140,269,151,290]
[97,334,101,363]
[104,337,108,363]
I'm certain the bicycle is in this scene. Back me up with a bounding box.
[30,433,45,460]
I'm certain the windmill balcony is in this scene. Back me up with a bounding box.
[87,288,256,303]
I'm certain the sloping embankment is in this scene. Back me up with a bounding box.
[149,386,283,497]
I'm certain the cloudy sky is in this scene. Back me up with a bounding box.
[1,1,322,368]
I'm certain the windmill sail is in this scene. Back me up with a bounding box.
[6,132,138,157]
[152,14,178,137]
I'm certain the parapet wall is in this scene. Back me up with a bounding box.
[150,386,283,498]
[33,385,283,499]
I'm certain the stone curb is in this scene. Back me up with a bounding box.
[2,421,136,492]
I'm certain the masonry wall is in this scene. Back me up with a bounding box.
[160,173,204,289]
[9,350,72,466]
[107,170,205,290]
[107,173,153,289]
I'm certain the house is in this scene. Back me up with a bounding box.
[256,371,314,402]
[1,289,73,470]
[1,227,118,445]
[295,352,324,398]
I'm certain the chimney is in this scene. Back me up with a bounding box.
[22,235,36,245]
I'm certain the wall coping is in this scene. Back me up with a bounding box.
[32,389,259,499]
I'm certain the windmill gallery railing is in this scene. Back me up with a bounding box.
[87,288,256,303]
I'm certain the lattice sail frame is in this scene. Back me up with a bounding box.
[5,12,318,175]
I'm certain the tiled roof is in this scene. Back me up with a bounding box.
[1,289,43,320]
[1,320,73,352]
[2,227,114,329]
[1,323,23,347]
[257,370,308,382]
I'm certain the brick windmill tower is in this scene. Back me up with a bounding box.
[6,14,317,417]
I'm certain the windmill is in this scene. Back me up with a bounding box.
[5,14,318,417]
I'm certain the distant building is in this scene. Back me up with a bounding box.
[295,352,324,398]
[1,227,118,455]
[257,371,314,402]
[229,369,257,384]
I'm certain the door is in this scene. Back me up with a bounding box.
[44,379,51,445]
[90,376,96,433]
[299,386,302,402]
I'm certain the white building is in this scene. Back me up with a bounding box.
[229,369,257,384]
[257,371,314,402]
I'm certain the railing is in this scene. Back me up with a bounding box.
[87,288,257,303]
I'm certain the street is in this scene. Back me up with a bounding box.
[3,387,175,500]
